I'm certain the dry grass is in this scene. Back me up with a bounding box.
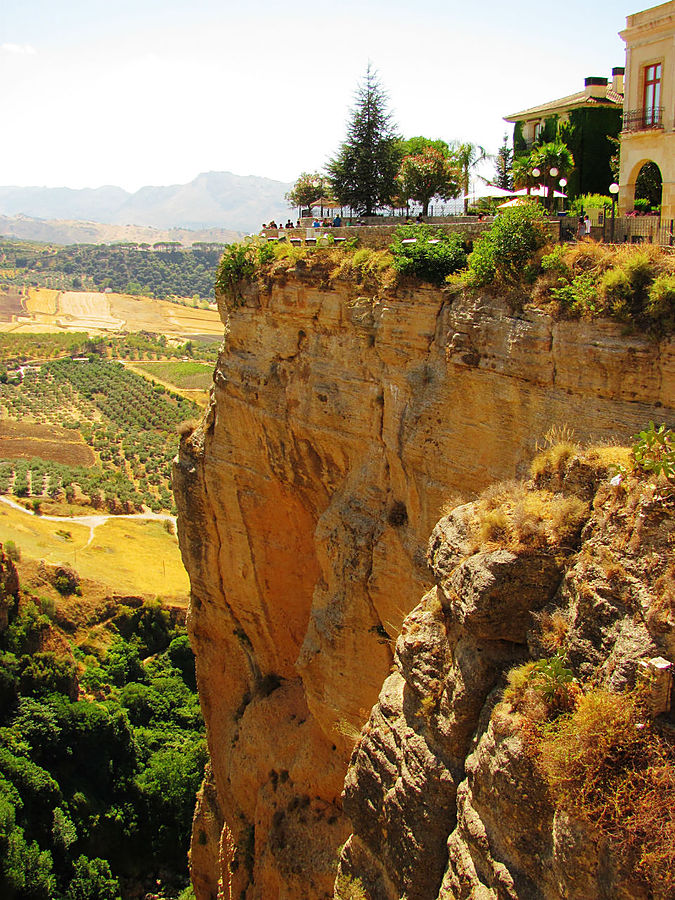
[469,481,589,551]
[646,564,675,630]
[536,690,675,896]
[0,503,188,600]
[539,611,570,651]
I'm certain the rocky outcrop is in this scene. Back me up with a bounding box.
[173,269,674,898]
[337,463,674,899]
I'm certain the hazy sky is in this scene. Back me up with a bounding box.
[1,0,638,191]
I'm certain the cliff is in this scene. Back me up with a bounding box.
[173,266,674,899]
[336,457,674,899]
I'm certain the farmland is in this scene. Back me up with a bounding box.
[0,356,200,513]
[133,360,214,391]
[0,285,224,338]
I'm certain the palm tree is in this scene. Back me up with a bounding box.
[528,142,574,210]
[450,141,487,213]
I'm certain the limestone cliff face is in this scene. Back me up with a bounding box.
[337,460,674,899]
[173,269,674,899]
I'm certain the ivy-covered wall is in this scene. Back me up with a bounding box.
[559,108,622,197]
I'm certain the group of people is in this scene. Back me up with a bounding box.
[577,214,592,239]
[262,219,297,230]
[312,215,342,228]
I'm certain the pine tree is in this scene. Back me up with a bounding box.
[494,135,514,191]
[327,66,400,216]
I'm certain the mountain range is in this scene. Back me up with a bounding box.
[0,171,294,240]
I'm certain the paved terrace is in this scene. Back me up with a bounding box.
[261,216,562,249]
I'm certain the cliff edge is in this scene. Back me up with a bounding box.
[173,266,674,899]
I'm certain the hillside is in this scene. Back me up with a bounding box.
[173,248,674,899]
[0,215,241,248]
[0,171,293,237]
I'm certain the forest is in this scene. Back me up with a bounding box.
[0,547,204,900]
[0,240,225,303]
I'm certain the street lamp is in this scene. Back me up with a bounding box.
[559,177,568,212]
[609,182,619,242]
[531,166,560,208]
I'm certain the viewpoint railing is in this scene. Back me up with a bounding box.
[603,215,675,247]
[622,107,665,132]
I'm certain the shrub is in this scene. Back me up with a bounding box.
[390,225,468,285]
[632,422,674,480]
[647,273,675,328]
[536,690,675,895]
[504,652,579,719]
[465,202,549,288]
[214,242,258,307]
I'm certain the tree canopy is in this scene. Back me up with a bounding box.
[285,172,331,212]
[327,66,400,215]
[396,147,460,215]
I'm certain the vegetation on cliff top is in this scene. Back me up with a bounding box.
[216,208,675,332]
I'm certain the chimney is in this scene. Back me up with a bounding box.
[612,66,625,94]
[585,76,609,99]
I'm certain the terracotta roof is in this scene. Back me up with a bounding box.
[505,88,623,122]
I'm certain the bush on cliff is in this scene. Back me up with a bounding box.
[215,240,274,307]
[536,241,675,330]
[390,224,468,285]
[464,202,548,288]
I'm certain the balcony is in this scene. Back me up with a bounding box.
[622,107,664,132]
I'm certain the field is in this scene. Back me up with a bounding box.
[0,357,200,513]
[0,286,224,338]
[133,360,214,391]
[0,420,96,466]
[0,501,189,600]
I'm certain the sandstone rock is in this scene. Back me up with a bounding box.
[174,271,675,897]
[338,467,675,900]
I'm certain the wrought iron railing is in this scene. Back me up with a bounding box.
[622,107,664,132]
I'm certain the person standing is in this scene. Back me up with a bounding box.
[584,214,591,236]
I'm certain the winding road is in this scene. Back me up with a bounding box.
[0,495,176,548]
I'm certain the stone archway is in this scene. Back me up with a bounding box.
[634,161,662,210]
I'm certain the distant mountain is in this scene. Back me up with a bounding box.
[0,171,294,235]
[0,215,241,247]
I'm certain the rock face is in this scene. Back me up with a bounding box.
[337,466,674,900]
[173,269,674,898]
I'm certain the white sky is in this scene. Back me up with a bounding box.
[0,0,638,192]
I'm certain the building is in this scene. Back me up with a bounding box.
[504,72,624,197]
[618,1,675,221]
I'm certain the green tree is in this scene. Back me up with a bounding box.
[396,147,460,216]
[66,855,121,900]
[528,141,574,209]
[494,135,514,190]
[285,172,329,214]
[397,136,450,159]
[327,65,400,215]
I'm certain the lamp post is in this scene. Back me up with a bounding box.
[559,177,567,212]
[531,166,559,209]
[609,183,619,242]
